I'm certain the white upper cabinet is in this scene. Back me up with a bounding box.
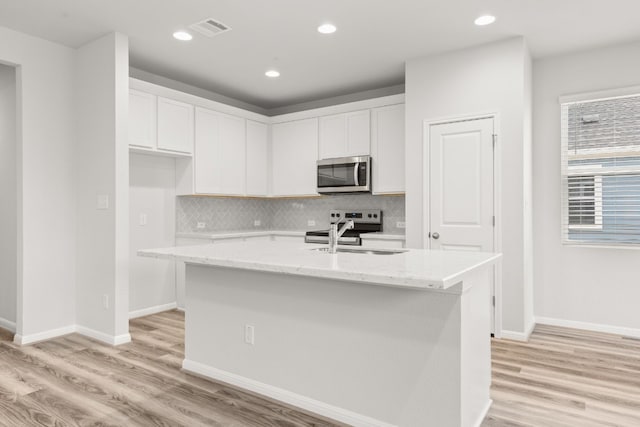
[129,89,157,149]
[194,107,246,195]
[318,110,370,159]
[157,97,194,154]
[246,120,269,196]
[371,104,405,194]
[272,118,319,196]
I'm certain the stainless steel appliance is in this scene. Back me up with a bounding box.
[316,155,371,194]
[305,209,382,246]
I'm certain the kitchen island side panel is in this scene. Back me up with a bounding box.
[183,264,477,426]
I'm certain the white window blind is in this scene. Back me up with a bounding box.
[561,93,640,246]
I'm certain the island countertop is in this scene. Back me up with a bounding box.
[139,241,500,292]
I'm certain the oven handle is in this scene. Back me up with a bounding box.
[353,162,359,186]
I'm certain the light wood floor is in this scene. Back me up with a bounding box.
[1,312,639,426]
[483,324,640,427]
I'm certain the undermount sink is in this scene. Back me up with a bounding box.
[311,247,407,255]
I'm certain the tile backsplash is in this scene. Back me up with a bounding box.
[177,194,405,234]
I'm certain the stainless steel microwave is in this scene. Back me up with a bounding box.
[317,155,371,194]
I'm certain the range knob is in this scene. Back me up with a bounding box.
[373,214,378,218]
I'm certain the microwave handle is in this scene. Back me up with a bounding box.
[353,162,359,186]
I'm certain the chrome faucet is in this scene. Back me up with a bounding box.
[328,215,355,254]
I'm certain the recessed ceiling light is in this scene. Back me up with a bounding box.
[173,31,193,41]
[265,70,280,78]
[474,15,496,26]
[317,23,337,34]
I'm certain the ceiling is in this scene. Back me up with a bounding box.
[1,0,640,109]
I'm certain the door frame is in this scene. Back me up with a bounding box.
[422,112,503,338]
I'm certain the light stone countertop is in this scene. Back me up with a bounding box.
[176,230,405,241]
[176,230,305,240]
[359,232,406,240]
[139,240,500,293]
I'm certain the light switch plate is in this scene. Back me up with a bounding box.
[196,222,206,229]
[307,220,316,227]
[254,220,261,227]
[139,213,147,226]
[396,221,406,229]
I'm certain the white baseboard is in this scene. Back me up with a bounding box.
[182,359,396,427]
[76,325,131,346]
[129,302,177,319]
[14,325,77,345]
[536,316,640,339]
[473,399,493,427]
[0,316,16,333]
[14,324,131,347]
[500,320,536,342]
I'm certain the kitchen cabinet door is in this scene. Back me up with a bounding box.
[157,97,194,154]
[371,104,405,194]
[129,90,157,149]
[194,107,246,195]
[272,118,319,196]
[246,120,269,196]
[318,110,370,159]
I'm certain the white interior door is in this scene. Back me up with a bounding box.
[428,117,494,251]
[428,117,496,331]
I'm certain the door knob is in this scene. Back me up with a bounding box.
[432,232,440,240]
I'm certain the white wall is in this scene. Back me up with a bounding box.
[405,37,534,336]
[129,153,176,315]
[0,64,16,331]
[533,41,640,336]
[0,26,76,341]
[75,33,131,344]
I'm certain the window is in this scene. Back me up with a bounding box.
[567,172,602,230]
[561,91,640,246]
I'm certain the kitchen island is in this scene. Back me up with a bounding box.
[139,241,500,427]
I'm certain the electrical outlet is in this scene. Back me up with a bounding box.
[254,220,261,227]
[244,324,255,345]
[139,213,147,226]
[103,294,109,310]
[97,195,109,210]
[196,222,206,229]
[307,220,316,227]
[396,221,406,229]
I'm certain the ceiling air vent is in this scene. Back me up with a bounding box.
[189,18,231,38]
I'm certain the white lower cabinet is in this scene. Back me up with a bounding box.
[271,118,319,196]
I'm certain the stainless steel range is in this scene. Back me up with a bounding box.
[304,209,382,246]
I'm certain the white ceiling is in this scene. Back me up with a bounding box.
[1,0,640,109]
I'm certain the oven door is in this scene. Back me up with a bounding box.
[317,156,370,194]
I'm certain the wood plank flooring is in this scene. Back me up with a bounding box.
[483,324,640,427]
[0,310,344,427]
[0,312,638,426]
